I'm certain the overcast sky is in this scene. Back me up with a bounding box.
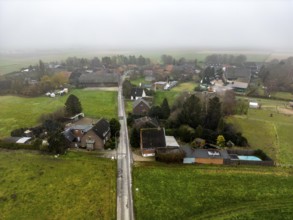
[0,0,292,52]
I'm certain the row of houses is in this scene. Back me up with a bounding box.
[69,70,120,87]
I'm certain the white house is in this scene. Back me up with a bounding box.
[131,88,146,100]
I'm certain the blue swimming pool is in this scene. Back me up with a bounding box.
[238,155,262,161]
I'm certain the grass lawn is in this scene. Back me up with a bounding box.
[226,108,293,165]
[226,116,277,161]
[153,91,180,106]
[133,163,293,220]
[125,100,133,114]
[0,150,116,220]
[0,89,117,138]
[130,77,149,86]
[171,81,198,92]
[276,124,293,165]
[271,92,293,100]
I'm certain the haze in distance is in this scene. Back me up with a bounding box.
[0,0,292,53]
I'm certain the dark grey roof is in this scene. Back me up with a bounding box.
[131,88,144,97]
[134,116,159,129]
[79,73,119,84]
[63,129,76,142]
[3,137,22,143]
[225,67,251,80]
[92,118,110,139]
[231,81,249,89]
[70,125,93,133]
[182,146,230,159]
[141,128,166,149]
[133,98,150,109]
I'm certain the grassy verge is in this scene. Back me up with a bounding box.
[0,150,116,220]
[133,163,293,220]
[125,100,133,114]
[0,89,117,138]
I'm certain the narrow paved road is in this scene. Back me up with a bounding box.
[117,74,134,220]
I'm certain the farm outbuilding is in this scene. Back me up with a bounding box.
[249,101,260,109]
[182,146,230,165]
[140,128,166,157]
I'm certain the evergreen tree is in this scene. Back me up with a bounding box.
[222,90,236,115]
[130,128,140,148]
[43,119,63,133]
[65,94,82,116]
[48,131,69,154]
[178,95,201,129]
[194,125,203,138]
[178,125,195,142]
[39,60,46,78]
[161,98,170,119]
[149,106,163,119]
[110,118,121,137]
[217,117,225,133]
[205,97,222,130]
[122,80,133,98]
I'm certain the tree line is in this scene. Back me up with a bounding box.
[259,57,293,93]
[205,54,247,66]
[65,55,151,70]
[130,91,248,148]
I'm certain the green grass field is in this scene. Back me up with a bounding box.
[0,89,117,138]
[130,77,149,86]
[227,108,293,165]
[0,150,116,220]
[153,91,180,106]
[133,163,293,220]
[271,92,293,100]
[0,49,274,75]
[171,82,198,92]
[125,100,133,114]
[153,81,199,106]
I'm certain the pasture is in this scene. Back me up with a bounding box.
[133,163,293,220]
[0,49,277,75]
[153,91,180,106]
[170,81,198,92]
[0,50,119,75]
[130,77,149,86]
[0,89,117,138]
[0,150,116,220]
[227,108,293,165]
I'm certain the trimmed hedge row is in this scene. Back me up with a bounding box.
[0,140,39,150]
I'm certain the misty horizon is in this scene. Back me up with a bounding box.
[0,0,292,52]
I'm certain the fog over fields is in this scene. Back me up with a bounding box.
[0,0,292,52]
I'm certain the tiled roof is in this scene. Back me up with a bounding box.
[134,116,159,129]
[131,88,144,97]
[141,128,166,149]
[79,73,119,83]
[133,98,150,109]
[92,118,110,139]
